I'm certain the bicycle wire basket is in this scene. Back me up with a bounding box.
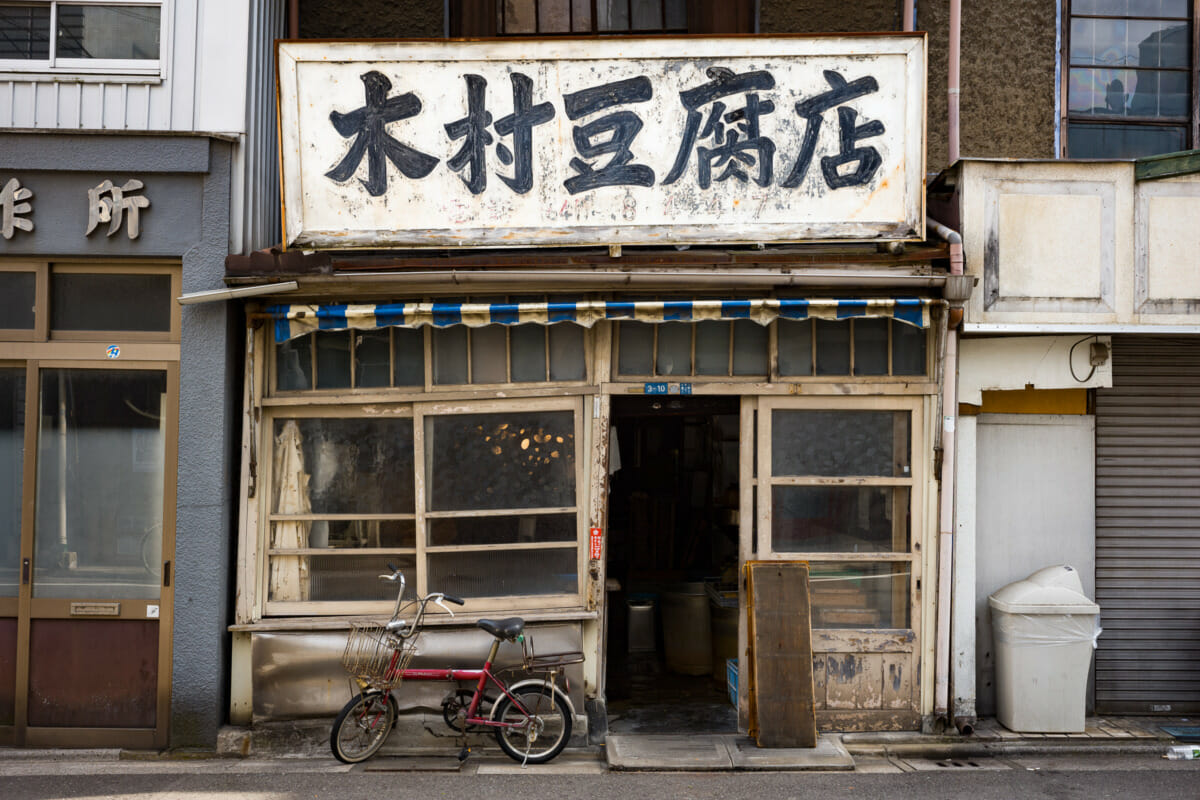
[341,620,416,690]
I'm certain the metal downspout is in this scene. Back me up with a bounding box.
[948,0,962,163]
[928,217,965,731]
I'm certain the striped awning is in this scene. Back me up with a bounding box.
[267,298,934,343]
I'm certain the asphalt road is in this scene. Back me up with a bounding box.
[1,752,1198,800]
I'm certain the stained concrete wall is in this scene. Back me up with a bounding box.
[762,0,1058,174]
[300,0,443,38]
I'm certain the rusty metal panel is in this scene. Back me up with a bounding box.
[277,35,926,250]
[251,623,584,720]
[27,620,157,728]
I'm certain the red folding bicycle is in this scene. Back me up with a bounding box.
[330,565,582,765]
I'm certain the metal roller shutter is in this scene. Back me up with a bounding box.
[1095,336,1200,714]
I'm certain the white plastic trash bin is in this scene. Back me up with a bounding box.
[988,565,1101,733]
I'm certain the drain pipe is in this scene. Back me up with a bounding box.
[948,0,962,163]
[928,217,967,732]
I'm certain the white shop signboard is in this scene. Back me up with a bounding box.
[277,36,926,250]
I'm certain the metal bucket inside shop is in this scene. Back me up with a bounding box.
[661,583,711,675]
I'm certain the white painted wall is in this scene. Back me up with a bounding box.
[958,335,1112,405]
[971,414,1095,716]
[0,0,252,134]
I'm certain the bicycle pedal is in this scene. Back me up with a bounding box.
[457,746,471,762]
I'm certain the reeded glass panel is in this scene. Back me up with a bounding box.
[433,327,469,385]
[276,335,313,391]
[275,418,414,515]
[596,0,630,30]
[1067,120,1188,156]
[428,548,577,598]
[772,486,910,553]
[777,319,813,376]
[57,4,160,60]
[656,322,691,376]
[571,0,592,30]
[512,325,546,382]
[0,4,50,59]
[632,0,662,29]
[732,319,769,375]
[892,322,927,375]
[51,273,170,332]
[428,513,575,546]
[772,410,910,477]
[815,319,850,375]
[34,369,166,600]
[270,553,416,603]
[853,319,889,376]
[618,322,653,375]
[548,324,586,381]
[538,0,570,31]
[502,0,537,33]
[0,272,35,329]
[427,410,575,512]
[695,321,730,375]
[355,330,390,388]
[394,327,425,387]
[0,369,23,597]
[315,330,352,390]
[809,562,910,628]
[471,326,508,384]
[665,0,686,28]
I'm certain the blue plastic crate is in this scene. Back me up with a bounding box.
[726,658,738,707]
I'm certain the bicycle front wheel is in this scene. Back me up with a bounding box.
[492,684,572,764]
[331,691,395,764]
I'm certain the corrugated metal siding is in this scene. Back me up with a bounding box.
[1095,336,1200,714]
[237,0,284,252]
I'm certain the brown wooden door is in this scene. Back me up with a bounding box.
[2,363,176,749]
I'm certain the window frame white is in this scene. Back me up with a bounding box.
[0,0,168,78]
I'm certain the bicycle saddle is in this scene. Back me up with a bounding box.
[477,617,525,641]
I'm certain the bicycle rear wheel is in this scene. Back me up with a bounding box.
[331,691,395,764]
[492,684,571,764]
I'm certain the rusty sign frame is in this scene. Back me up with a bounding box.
[277,35,926,250]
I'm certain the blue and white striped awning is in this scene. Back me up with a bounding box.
[267,298,933,343]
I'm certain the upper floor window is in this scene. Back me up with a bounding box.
[0,1,163,76]
[1066,0,1196,157]
[496,0,686,34]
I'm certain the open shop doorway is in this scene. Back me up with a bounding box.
[605,395,741,735]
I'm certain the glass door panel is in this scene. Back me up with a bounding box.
[33,369,166,600]
[0,367,23,727]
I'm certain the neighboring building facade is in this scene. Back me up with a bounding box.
[0,0,282,749]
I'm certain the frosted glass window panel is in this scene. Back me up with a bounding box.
[597,0,629,30]
[571,0,592,30]
[315,330,352,390]
[471,326,508,384]
[0,272,35,329]
[276,335,313,391]
[665,0,686,28]
[618,322,653,375]
[771,486,910,553]
[771,410,910,477]
[511,325,547,382]
[56,4,161,60]
[732,319,769,375]
[892,322,927,375]
[355,330,390,388]
[815,319,850,375]
[428,548,577,598]
[280,554,416,602]
[809,562,910,629]
[632,0,662,29]
[656,322,691,376]
[777,319,813,376]
[394,327,425,387]
[0,369,24,597]
[51,273,170,332]
[33,369,166,600]
[502,0,537,33]
[853,319,889,376]
[277,417,415,514]
[549,324,586,381]
[433,327,469,385]
[429,513,576,547]
[695,321,730,375]
[538,0,570,31]
[427,411,575,512]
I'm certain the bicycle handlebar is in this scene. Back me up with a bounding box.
[441,594,465,606]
